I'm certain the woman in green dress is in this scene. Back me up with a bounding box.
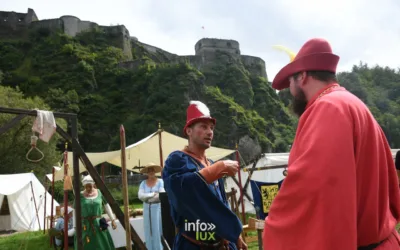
[74,175,117,250]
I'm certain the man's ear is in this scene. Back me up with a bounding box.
[298,72,308,87]
[186,127,192,136]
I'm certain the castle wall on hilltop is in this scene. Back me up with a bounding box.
[0,8,132,60]
[1,8,266,78]
[0,8,38,39]
[102,25,132,60]
[0,8,38,28]
[195,38,240,56]
[241,55,267,79]
[123,38,268,79]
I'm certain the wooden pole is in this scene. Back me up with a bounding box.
[158,123,164,168]
[63,142,69,250]
[236,143,246,224]
[50,167,55,246]
[243,164,287,172]
[30,181,41,230]
[101,164,105,182]
[71,117,83,250]
[56,125,146,249]
[120,125,132,250]
[255,206,263,250]
[43,177,47,234]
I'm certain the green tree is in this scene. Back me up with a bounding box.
[0,86,65,180]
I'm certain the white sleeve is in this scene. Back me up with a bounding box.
[148,193,160,203]
[138,181,155,201]
[104,203,115,221]
[68,228,75,236]
[158,179,165,192]
[73,209,76,228]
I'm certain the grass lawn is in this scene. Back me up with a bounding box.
[0,230,74,250]
[0,200,398,250]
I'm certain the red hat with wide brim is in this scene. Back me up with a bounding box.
[272,38,340,90]
[183,101,216,136]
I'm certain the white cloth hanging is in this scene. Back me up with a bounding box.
[32,110,56,143]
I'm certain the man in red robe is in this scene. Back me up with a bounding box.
[396,150,400,184]
[263,38,400,249]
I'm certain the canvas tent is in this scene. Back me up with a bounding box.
[225,149,400,214]
[49,130,235,182]
[225,152,289,214]
[0,173,59,232]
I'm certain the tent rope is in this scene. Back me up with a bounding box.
[17,193,45,250]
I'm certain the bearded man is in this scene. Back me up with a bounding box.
[162,101,247,250]
[262,38,400,249]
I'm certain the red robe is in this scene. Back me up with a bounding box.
[263,83,400,249]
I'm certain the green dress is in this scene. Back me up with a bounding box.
[74,191,116,250]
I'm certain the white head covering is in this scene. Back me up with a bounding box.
[82,175,95,186]
[60,206,73,215]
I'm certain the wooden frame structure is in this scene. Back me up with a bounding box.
[0,107,146,250]
[227,153,288,250]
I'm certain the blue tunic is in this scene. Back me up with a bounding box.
[55,216,73,246]
[138,179,164,250]
[162,151,242,250]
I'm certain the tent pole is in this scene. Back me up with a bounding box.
[120,125,132,250]
[63,142,69,250]
[235,143,246,225]
[50,167,55,246]
[101,163,105,182]
[30,181,41,230]
[43,177,47,234]
[56,125,146,249]
[71,118,83,250]
[243,164,287,172]
[158,123,164,168]
[238,156,260,207]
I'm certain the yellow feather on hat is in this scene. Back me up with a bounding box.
[273,45,296,62]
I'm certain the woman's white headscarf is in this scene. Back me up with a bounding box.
[82,175,95,186]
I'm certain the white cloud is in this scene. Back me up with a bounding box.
[2,0,400,82]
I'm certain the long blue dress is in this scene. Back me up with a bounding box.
[138,178,164,250]
[162,151,243,250]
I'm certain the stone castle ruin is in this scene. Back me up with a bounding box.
[0,8,132,60]
[0,8,267,79]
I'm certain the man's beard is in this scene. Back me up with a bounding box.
[291,87,308,117]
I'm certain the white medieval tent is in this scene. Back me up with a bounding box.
[0,172,59,232]
[226,148,400,215]
[225,152,289,214]
[47,129,236,182]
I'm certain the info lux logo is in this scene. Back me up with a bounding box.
[184,219,216,241]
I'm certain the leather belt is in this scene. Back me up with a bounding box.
[144,201,160,204]
[82,216,101,236]
[181,232,229,250]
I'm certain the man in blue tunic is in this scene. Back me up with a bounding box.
[162,100,247,250]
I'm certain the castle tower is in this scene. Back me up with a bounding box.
[195,38,241,56]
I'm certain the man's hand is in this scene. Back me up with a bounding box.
[236,235,248,250]
[222,160,239,176]
[199,160,239,183]
[111,220,117,230]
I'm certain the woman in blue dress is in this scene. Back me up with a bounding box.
[138,163,164,250]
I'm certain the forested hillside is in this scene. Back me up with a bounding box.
[0,27,295,177]
[278,63,400,149]
[0,27,399,180]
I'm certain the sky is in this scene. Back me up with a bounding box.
[2,0,400,81]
